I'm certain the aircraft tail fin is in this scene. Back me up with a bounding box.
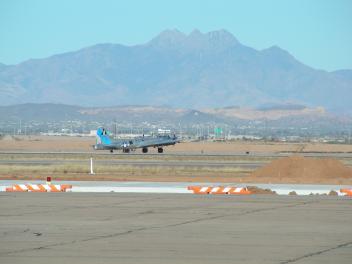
[96,127,112,145]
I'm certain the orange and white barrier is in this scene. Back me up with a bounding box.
[187,186,251,195]
[340,189,352,196]
[5,184,72,192]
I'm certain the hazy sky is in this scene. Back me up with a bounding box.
[1,0,351,71]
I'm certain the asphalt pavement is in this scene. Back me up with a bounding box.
[1,151,352,158]
[0,193,351,264]
[0,158,264,169]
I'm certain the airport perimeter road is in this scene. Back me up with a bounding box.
[0,194,351,264]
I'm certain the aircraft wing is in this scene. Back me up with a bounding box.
[133,136,178,148]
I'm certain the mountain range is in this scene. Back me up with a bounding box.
[1,103,350,130]
[0,29,351,113]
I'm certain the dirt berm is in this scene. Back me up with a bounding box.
[250,155,352,184]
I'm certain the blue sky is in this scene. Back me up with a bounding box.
[0,0,351,71]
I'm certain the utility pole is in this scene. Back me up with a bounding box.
[179,123,182,140]
[113,119,117,139]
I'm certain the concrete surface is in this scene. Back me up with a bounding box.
[0,158,264,169]
[1,180,351,195]
[1,151,352,158]
[0,193,351,264]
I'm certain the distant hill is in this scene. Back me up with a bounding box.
[255,103,307,111]
[0,104,350,131]
[0,103,82,121]
[0,29,351,113]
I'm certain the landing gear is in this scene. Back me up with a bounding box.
[110,149,113,153]
[142,147,148,153]
[157,147,163,153]
[123,148,130,153]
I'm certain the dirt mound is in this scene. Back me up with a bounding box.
[328,190,338,196]
[250,155,352,184]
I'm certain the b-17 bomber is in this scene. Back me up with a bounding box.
[93,127,179,153]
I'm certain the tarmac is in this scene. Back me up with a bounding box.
[0,158,264,169]
[1,180,351,195]
[1,150,352,158]
[0,193,351,264]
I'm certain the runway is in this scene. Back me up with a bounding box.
[0,159,264,169]
[0,193,351,264]
[1,150,352,158]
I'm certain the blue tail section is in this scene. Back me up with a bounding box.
[96,127,112,145]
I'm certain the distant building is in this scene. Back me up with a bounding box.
[158,128,171,134]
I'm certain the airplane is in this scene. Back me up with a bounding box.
[93,127,179,153]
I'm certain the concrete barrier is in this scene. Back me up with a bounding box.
[5,184,72,192]
[340,189,352,196]
[187,186,251,195]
